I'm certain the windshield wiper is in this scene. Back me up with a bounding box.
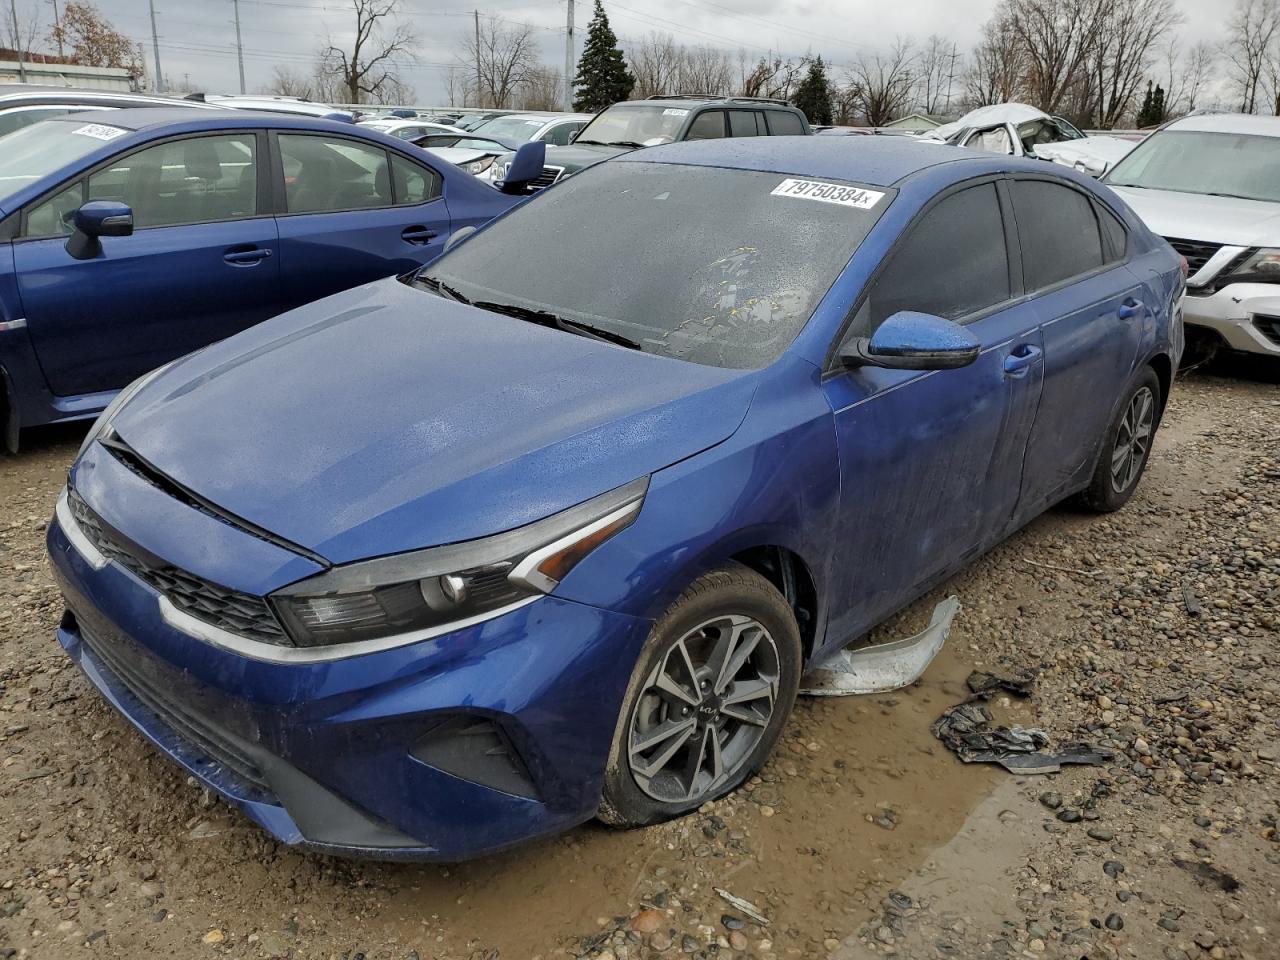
[572,138,611,146]
[605,140,646,149]
[1205,191,1265,202]
[474,300,643,350]
[413,274,471,304]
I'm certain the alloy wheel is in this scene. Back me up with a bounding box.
[627,615,780,804]
[1110,386,1155,494]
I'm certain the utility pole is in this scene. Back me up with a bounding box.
[148,0,164,93]
[473,10,481,108]
[562,0,574,112]
[943,42,958,114]
[8,0,26,83]
[232,0,245,94]
[50,0,64,59]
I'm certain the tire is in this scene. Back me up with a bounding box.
[1076,366,1162,513]
[598,563,802,828]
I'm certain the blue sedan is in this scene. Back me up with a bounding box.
[0,108,518,449]
[48,137,1183,860]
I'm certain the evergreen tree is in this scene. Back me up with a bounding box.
[1136,80,1167,128]
[792,56,834,126]
[573,0,634,113]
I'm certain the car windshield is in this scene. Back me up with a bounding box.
[0,119,118,205]
[575,105,689,146]
[473,116,547,143]
[1106,130,1280,203]
[416,161,892,369]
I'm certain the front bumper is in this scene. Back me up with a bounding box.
[1183,283,1280,356]
[48,465,652,861]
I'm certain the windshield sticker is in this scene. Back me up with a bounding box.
[72,123,127,141]
[662,108,690,117]
[771,178,884,210]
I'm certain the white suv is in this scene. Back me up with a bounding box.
[1105,113,1280,358]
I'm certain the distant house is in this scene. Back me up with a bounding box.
[882,113,948,133]
[0,49,137,91]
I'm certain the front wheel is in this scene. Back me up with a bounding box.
[598,564,801,827]
[1077,367,1162,513]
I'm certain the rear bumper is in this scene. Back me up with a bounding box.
[1184,283,1280,356]
[49,494,652,861]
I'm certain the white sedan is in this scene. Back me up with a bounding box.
[357,118,467,141]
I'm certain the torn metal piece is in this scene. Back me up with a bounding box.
[714,888,770,926]
[931,701,1113,775]
[800,595,959,697]
[965,670,1035,698]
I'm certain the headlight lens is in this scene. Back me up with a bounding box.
[468,156,495,175]
[1224,248,1280,283]
[77,360,176,458]
[270,477,648,648]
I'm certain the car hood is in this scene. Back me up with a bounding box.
[535,142,631,173]
[1107,185,1280,247]
[111,279,757,566]
[1032,136,1138,175]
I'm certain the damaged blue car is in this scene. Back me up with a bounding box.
[48,137,1183,860]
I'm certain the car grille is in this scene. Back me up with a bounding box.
[75,616,274,799]
[66,488,290,646]
[1254,314,1280,345]
[1164,237,1222,277]
[530,165,564,189]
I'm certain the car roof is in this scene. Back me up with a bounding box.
[626,96,799,111]
[37,107,368,133]
[618,135,985,186]
[1164,112,1280,137]
[0,84,212,107]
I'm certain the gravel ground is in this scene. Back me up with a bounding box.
[0,358,1276,960]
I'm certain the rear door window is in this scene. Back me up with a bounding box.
[1010,179,1106,290]
[766,111,805,136]
[279,134,393,214]
[728,110,761,137]
[686,111,727,140]
[856,182,1011,335]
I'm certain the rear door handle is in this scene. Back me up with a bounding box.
[1118,298,1145,319]
[401,226,438,245]
[223,247,272,266]
[1003,343,1044,375]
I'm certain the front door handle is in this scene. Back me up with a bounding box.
[223,246,272,266]
[401,226,438,245]
[1003,343,1044,375]
[1118,298,1145,320]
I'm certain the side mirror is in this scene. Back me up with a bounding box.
[568,129,579,143]
[75,200,134,238]
[66,200,133,260]
[497,140,546,194]
[443,225,476,253]
[843,311,980,371]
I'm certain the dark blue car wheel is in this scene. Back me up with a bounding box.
[598,563,801,827]
[1077,367,1163,513]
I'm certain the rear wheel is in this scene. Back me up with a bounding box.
[1077,367,1161,513]
[598,564,801,827]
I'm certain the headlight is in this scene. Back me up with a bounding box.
[1223,248,1280,284]
[77,360,176,458]
[269,477,648,648]
[468,156,495,175]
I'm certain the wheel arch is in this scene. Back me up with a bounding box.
[1147,351,1172,425]
[727,545,821,663]
[0,363,17,454]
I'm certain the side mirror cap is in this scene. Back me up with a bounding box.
[497,140,546,194]
[843,311,980,371]
[74,200,133,239]
[443,225,477,253]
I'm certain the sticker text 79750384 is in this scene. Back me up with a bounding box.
[770,178,884,210]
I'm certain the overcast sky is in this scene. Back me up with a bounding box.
[22,0,1229,105]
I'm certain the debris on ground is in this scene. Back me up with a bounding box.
[799,595,959,696]
[714,888,770,926]
[964,669,1035,698]
[1172,856,1242,892]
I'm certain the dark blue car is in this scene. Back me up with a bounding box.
[48,137,1183,860]
[0,109,516,450]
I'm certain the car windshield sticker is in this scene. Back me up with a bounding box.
[771,178,884,210]
[662,108,690,117]
[72,123,127,141]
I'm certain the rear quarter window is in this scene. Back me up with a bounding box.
[1010,179,1105,290]
[766,111,805,136]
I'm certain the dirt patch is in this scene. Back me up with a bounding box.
[1,359,1277,960]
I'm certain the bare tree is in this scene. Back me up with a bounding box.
[849,38,916,126]
[965,10,1025,106]
[1224,0,1280,113]
[4,1,41,59]
[265,65,314,99]
[47,2,144,79]
[1086,0,1182,128]
[1162,39,1216,116]
[1005,0,1109,114]
[680,44,734,95]
[628,32,682,98]
[739,54,805,100]
[915,35,953,114]
[462,17,537,108]
[318,0,416,105]
[441,64,470,106]
[517,66,563,110]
